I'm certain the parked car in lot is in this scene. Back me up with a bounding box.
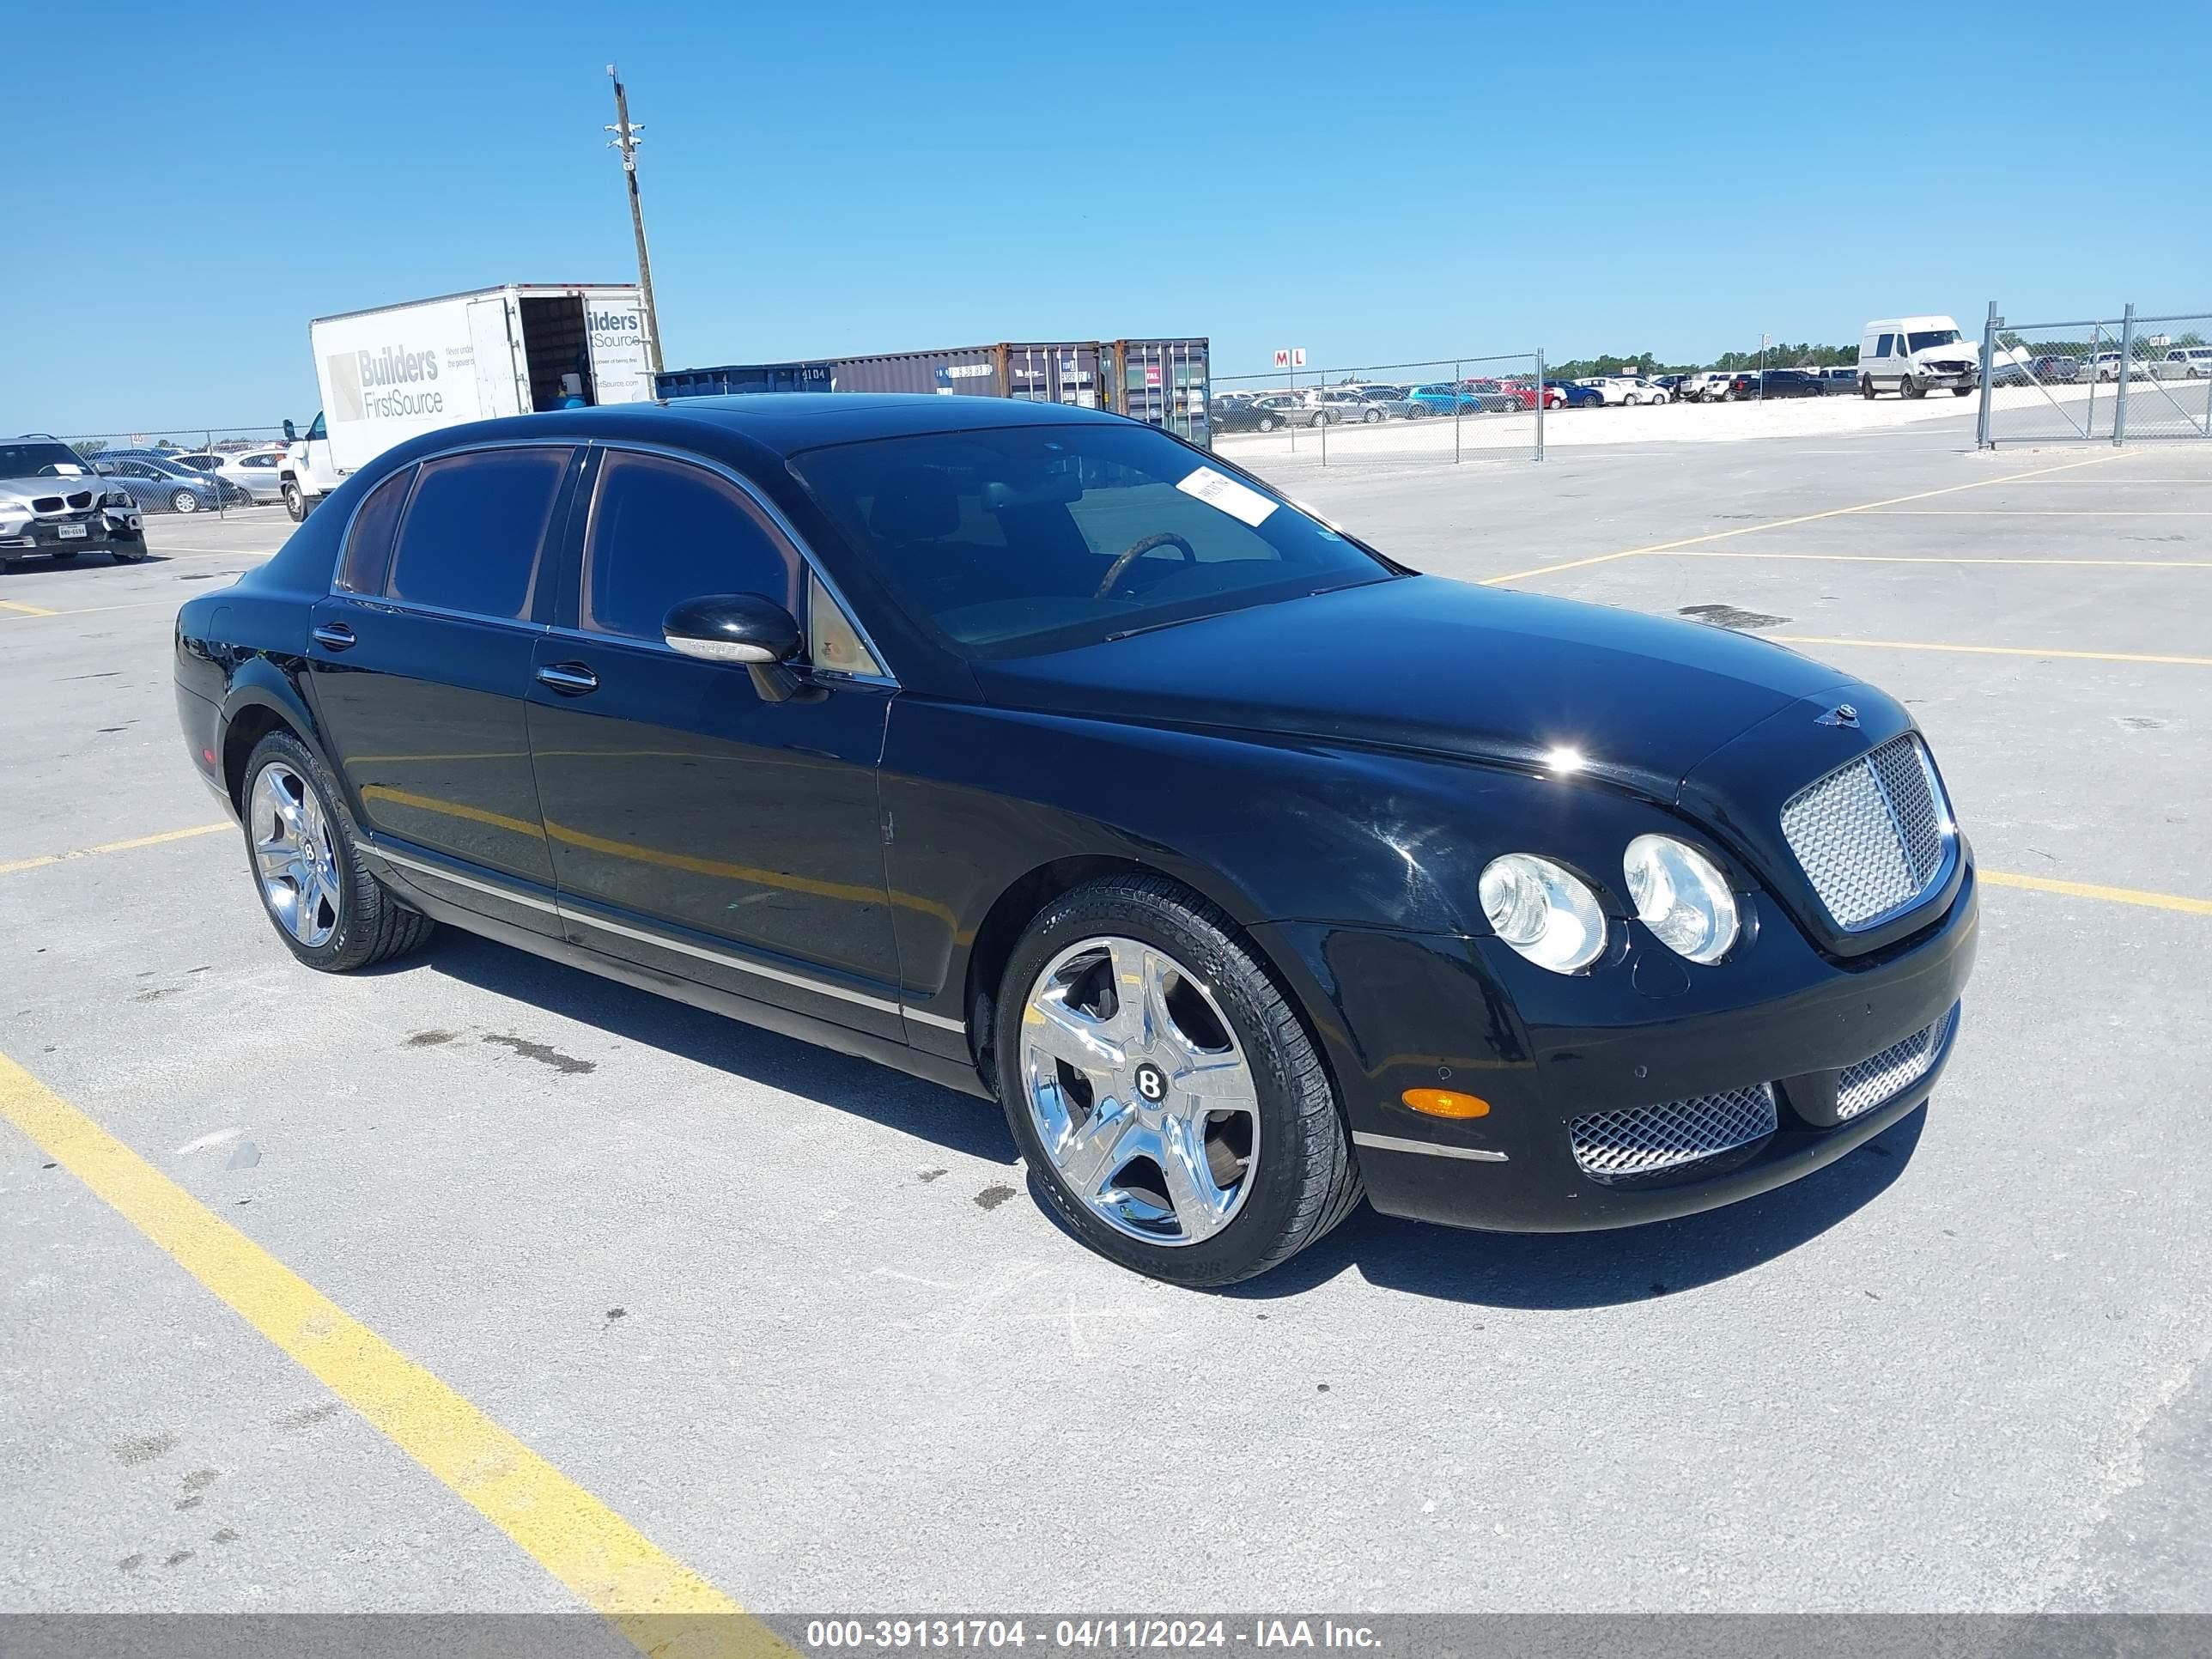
[173,394,1978,1285]
[2166,347,2212,379]
[1678,372,1735,404]
[1583,376,1671,406]
[1546,380,1607,409]
[1403,384,1491,417]
[92,454,226,514]
[1210,399,1292,434]
[0,434,147,567]
[1815,368,1862,395]
[171,447,289,502]
[1455,380,1524,414]
[1304,391,1400,425]
[1726,369,1824,399]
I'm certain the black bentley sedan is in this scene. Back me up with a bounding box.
[173,396,1976,1285]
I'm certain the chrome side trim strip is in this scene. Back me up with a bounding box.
[1352,1131,1509,1164]
[374,838,945,1029]
[374,845,562,915]
[903,1006,968,1034]
[560,902,902,1016]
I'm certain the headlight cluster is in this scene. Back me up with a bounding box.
[1479,835,1743,975]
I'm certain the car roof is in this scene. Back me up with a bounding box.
[602,392,1129,455]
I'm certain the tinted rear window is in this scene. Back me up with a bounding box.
[386,447,571,619]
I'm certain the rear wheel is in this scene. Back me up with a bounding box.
[1862,376,1875,398]
[241,730,434,974]
[996,876,1362,1287]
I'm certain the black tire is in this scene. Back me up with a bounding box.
[240,729,435,974]
[283,481,310,521]
[1861,376,1875,398]
[1902,375,1924,400]
[994,875,1364,1287]
[170,489,199,514]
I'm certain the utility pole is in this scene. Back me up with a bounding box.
[605,64,665,378]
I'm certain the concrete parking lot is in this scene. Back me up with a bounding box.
[3,414,2208,1638]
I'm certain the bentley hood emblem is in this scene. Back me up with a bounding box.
[1815,703,1861,728]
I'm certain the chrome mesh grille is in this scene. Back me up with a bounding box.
[1836,1004,1960,1121]
[1780,734,1950,929]
[1571,1085,1778,1185]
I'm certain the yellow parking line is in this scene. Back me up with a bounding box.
[0,822,230,878]
[0,598,176,622]
[0,599,58,617]
[1662,551,2212,569]
[1485,450,2130,586]
[1983,871,2212,917]
[1766,635,2212,667]
[0,1053,781,1656]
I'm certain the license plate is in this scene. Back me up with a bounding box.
[58,523,88,538]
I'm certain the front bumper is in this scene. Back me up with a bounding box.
[1255,863,1979,1233]
[0,507,143,557]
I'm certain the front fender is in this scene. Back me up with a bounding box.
[879,700,1696,1017]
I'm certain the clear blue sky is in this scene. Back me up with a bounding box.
[15,0,2210,434]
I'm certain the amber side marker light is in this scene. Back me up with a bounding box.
[1402,1088,1491,1119]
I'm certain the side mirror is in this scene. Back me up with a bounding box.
[282,418,298,441]
[663,592,806,703]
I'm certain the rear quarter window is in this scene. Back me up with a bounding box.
[335,465,415,595]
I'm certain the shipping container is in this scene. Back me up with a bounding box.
[655,336,1211,445]
[654,362,833,398]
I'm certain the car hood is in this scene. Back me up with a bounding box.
[0,471,102,500]
[975,574,1858,801]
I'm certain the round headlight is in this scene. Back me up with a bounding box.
[1478,854,1607,975]
[1623,835,1740,964]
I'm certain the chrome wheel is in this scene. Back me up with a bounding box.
[1020,936,1260,1248]
[250,760,341,948]
[171,489,199,514]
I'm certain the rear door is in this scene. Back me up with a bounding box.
[304,443,583,936]
[525,446,903,1038]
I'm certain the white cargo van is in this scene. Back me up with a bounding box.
[1858,316,1979,399]
[277,283,653,520]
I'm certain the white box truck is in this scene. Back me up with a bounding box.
[276,283,653,520]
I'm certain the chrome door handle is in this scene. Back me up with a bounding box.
[536,662,599,696]
[310,623,356,650]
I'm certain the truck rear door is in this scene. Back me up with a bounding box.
[468,296,528,416]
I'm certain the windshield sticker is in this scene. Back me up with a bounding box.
[1176,465,1279,527]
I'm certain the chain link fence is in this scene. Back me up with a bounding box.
[1978,303,2212,447]
[52,426,291,520]
[1207,351,1549,472]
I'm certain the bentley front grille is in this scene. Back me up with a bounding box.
[1781,733,1951,930]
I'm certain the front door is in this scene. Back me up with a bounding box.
[526,447,902,1038]
[304,444,581,937]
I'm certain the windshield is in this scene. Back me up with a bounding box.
[790,422,1396,659]
[0,441,89,478]
[1906,329,1962,351]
